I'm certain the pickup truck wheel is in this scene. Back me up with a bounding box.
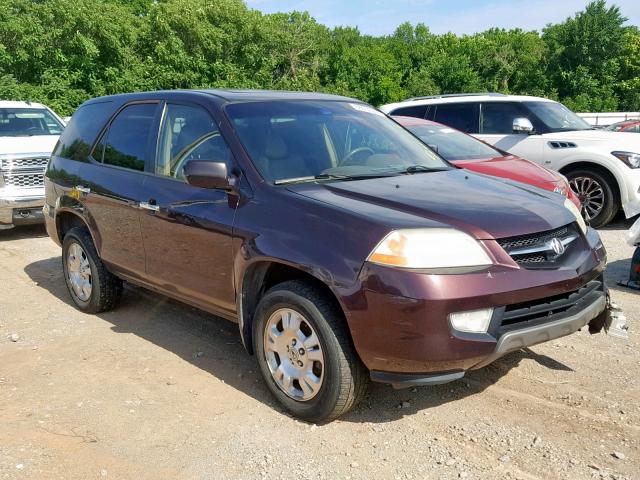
[253,280,368,422]
[566,169,618,228]
[62,227,122,313]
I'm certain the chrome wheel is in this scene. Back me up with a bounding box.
[263,308,324,401]
[67,243,92,302]
[569,176,604,221]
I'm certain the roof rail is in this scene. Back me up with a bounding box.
[404,92,506,102]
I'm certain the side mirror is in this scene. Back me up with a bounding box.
[184,160,235,191]
[513,117,534,134]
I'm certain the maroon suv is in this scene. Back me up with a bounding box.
[45,90,608,421]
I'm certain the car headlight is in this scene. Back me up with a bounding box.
[612,151,640,168]
[564,198,587,234]
[367,228,492,269]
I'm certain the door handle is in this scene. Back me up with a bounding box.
[74,185,90,194]
[139,201,160,212]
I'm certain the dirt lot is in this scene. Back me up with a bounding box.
[0,221,638,480]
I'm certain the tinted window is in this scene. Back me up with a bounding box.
[389,105,427,119]
[433,103,479,133]
[481,102,531,134]
[54,101,116,161]
[0,108,63,137]
[226,101,448,184]
[156,104,232,179]
[405,123,502,161]
[96,103,157,171]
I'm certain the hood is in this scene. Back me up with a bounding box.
[543,130,640,152]
[287,169,574,240]
[0,135,59,156]
[451,155,560,187]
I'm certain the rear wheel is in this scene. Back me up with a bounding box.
[253,280,368,422]
[566,168,618,228]
[62,227,122,313]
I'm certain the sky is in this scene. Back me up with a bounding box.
[245,0,640,36]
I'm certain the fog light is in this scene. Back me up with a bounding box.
[448,308,494,333]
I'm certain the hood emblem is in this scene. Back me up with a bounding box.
[546,237,566,256]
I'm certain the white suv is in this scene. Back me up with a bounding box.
[381,94,640,227]
[0,101,65,230]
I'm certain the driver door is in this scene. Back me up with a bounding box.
[476,102,543,162]
[139,102,238,317]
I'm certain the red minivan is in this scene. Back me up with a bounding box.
[394,116,582,209]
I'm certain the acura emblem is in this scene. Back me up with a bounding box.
[547,237,566,256]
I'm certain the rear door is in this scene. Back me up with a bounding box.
[80,101,160,279]
[476,102,543,162]
[139,101,238,317]
[430,102,480,134]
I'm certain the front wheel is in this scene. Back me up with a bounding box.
[253,280,368,422]
[566,168,618,228]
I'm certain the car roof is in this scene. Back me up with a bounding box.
[0,100,48,109]
[83,89,361,105]
[380,93,555,113]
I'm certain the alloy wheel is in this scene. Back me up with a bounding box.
[263,308,324,401]
[569,176,604,221]
[67,242,92,301]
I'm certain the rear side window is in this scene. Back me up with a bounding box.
[389,105,427,119]
[480,102,531,134]
[433,103,479,133]
[53,102,116,161]
[94,103,158,171]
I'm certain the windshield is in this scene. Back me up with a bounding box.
[404,123,502,161]
[225,101,449,183]
[0,108,64,137]
[524,101,592,132]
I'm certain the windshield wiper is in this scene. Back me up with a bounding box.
[397,165,450,174]
[274,172,395,185]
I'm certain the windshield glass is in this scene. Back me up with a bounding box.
[225,101,449,183]
[524,101,592,132]
[0,108,64,137]
[404,123,502,161]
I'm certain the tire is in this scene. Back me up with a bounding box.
[253,280,369,422]
[566,168,618,228]
[62,226,122,313]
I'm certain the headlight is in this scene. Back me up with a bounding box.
[612,151,640,168]
[367,228,492,269]
[564,198,587,234]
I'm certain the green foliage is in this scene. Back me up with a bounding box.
[0,0,637,115]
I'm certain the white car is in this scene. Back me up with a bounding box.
[381,94,640,227]
[0,101,65,230]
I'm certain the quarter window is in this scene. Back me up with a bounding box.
[432,103,479,133]
[156,104,232,179]
[95,103,157,171]
[480,102,530,134]
[390,105,427,119]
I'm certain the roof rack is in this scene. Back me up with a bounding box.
[404,92,506,102]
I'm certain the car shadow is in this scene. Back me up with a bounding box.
[24,256,575,424]
[0,224,47,241]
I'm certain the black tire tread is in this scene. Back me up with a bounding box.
[63,227,122,313]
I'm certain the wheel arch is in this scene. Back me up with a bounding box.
[237,260,351,355]
[55,209,100,250]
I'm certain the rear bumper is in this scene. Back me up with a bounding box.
[0,194,45,229]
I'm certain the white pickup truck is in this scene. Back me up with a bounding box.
[0,101,65,230]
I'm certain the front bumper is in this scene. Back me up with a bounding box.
[0,193,45,229]
[343,227,607,384]
[621,168,640,218]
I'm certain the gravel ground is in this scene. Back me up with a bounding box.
[0,220,638,480]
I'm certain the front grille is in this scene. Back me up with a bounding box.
[497,224,578,269]
[0,157,49,170]
[499,277,604,333]
[2,172,45,188]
